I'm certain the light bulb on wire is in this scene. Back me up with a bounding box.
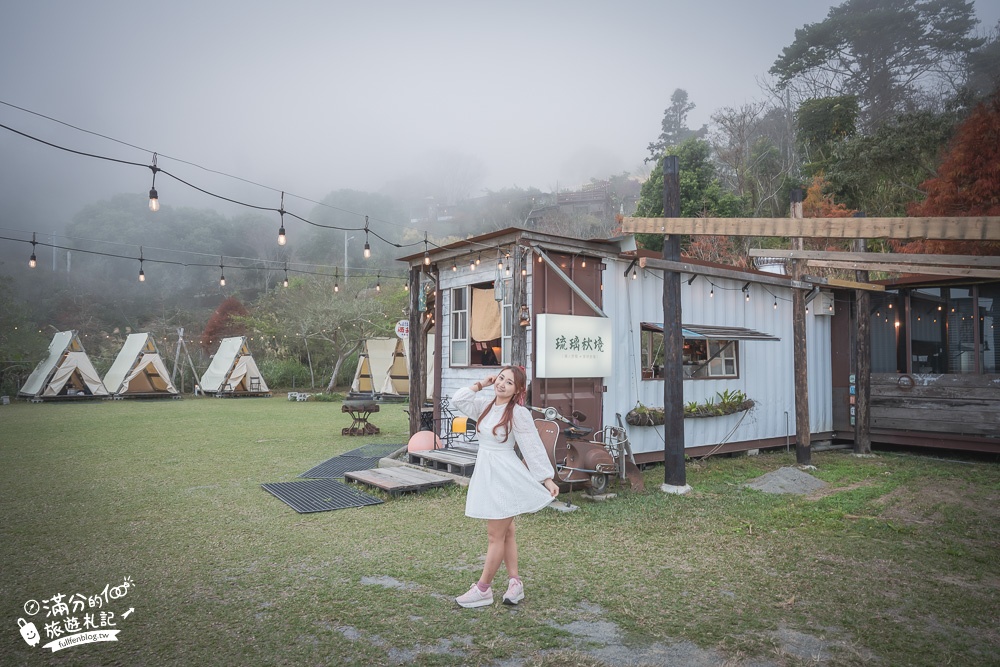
[29,232,37,268]
[219,256,225,287]
[148,153,160,212]
[363,217,371,258]
[138,246,145,282]
[277,192,286,245]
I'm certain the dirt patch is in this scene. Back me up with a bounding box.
[744,467,829,495]
[806,479,875,500]
[872,478,999,525]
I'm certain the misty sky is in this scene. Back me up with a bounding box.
[2,0,998,234]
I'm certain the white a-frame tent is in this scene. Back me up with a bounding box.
[199,336,270,396]
[350,338,398,394]
[103,333,180,398]
[18,330,110,400]
[378,338,410,397]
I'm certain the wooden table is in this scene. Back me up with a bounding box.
[342,401,380,436]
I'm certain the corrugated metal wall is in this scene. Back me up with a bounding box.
[604,258,833,454]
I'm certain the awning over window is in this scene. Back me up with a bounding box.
[644,323,780,341]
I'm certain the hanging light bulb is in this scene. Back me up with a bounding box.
[334,269,339,293]
[148,153,160,212]
[521,266,527,277]
[773,298,778,310]
[283,263,289,287]
[710,287,714,298]
[476,254,481,266]
[423,233,431,265]
[219,256,225,286]
[743,283,750,302]
[363,217,371,258]
[138,246,145,282]
[631,268,637,280]
[452,261,457,272]
[220,273,226,287]
[581,257,587,268]
[376,275,381,292]
[29,232,37,268]
[470,256,476,271]
[404,282,409,292]
[277,192,286,245]
[497,256,504,271]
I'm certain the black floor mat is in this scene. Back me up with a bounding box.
[298,456,381,479]
[340,443,404,458]
[262,479,383,513]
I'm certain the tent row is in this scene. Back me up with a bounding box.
[17,332,270,401]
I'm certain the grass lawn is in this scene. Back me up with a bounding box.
[1,396,997,666]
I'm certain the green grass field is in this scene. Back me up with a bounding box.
[1,397,997,666]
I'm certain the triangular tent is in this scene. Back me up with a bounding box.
[199,336,270,396]
[18,330,110,400]
[378,338,410,396]
[350,338,396,394]
[103,333,180,398]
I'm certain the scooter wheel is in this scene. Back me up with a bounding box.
[587,473,610,496]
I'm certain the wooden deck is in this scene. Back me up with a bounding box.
[407,447,477,476]
[345,466,454,496]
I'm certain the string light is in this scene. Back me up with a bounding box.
[138,246,145,282]
[404,282,409,292]
[476,254,481,266]
[375,273,381,292]
[470,256,476,271]
[423,233,430,265]
[709,286,714,298]
[29,232,37,268]
[773,297,778,310]
[219,256,226,286]
[363,216,371,259]
[283,262,289,288]
[631,267,637,280]
[334,269,340,293]
[277,191,286,246]
[452,260,457,272]
[742,282,750,302]
[148,153,160,212]
[581,257,587,268]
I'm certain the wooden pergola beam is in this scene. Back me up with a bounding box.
[748,249,1000,267]
[637,256,814,290]
[622,216,1000,240]
[806,260,1000,279]
[806,275,886,291]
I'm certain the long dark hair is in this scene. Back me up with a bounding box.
[477,365,527,443]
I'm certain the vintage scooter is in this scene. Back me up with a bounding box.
[531,406,645,495]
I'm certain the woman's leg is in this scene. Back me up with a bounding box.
[503,520,518,580]
[479,517,514,586]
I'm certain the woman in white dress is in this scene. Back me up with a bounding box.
[451,365,559,608]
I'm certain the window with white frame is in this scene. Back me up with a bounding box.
[450,282,505,367]
[640,323,740,379]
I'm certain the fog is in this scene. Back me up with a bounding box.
[1,0,998,237]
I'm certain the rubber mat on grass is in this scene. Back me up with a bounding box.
[298,456,381,479]
[340,443,404,458]
[261,478,383,513]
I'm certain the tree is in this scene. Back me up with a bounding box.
[966,20,1000,100]
[795,96,860,176]
[634,138,746,253]
[899,92,1000,254]
[201,297,250,353]
[0,276,47,395]
[824,107,960,215]
[646,89,708,163]
[771,0,984,130]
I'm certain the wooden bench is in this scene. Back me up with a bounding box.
[342,401,380,436]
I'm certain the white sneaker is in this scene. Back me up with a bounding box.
[502,578,524,605]
[455,583,493,608]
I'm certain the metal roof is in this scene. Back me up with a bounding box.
[644,323,780,341]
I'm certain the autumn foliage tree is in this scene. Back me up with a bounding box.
[201,297,250,352]
[898,92,1000,255]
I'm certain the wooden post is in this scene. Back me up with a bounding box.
[407,265,423,436]
[790,190,811,466]
[512,245,528,367]
[661,156,689,492]
[853,232,872,455]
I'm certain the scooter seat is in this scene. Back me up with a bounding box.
[563,425,593,439]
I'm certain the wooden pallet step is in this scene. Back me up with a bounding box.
[407,448,477,476]
[345,467,454,496]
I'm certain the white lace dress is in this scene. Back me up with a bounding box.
[452,386,556,520]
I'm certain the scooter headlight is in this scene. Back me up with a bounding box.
[544,407,559,421]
